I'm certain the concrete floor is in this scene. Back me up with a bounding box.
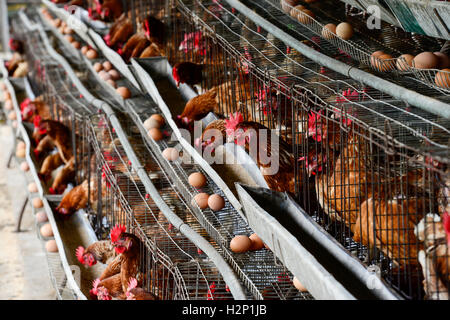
[0,124,55,300]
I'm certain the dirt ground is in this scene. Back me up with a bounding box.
[0,124,55,300]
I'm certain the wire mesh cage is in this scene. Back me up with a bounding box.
[121,0,450,300]
[250,0,450,97]
[19,0,450,300]
[86,112,237,300]
[266,0,448,77]
[35,3,311,300]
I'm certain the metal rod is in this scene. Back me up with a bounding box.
[224,0,450,119]
[15,196,28,232]
[0,0,9,52]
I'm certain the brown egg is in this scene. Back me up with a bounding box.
[162,147,179,161]
[52,18,62,28]
[296,9,315,24]
[65,35,74,43]
[150,114,165,126]
[63,27,74,35]
[375,54,396,72]
[86,49,98,60]
[188,172,207,188]
[289,5,305,18]
[45,240,58,252]
[28,182,38,193]
[93,62,103,72]
[281,0,300,13]
[116,87,131,99]
[413,52,439,69]
[103,61,113,71]
[3,91,11,101]
[208,194,225,211]
[40,223,53,238]
[16,147,26,159]
[293,277,308,292]
[191,193,210,210]
[249,234,264,251]
[72,41,81,50]
[396,54,414,71]
[36,211,48,223]
[230,235,252,253]
[370,51,385,69]
[8,111,17,120]
[108,69,121,80]
[336,22,353,40]
[148,128,163,141]
[17,141,26,150]
[21,161,29,172]
[81,46,89,55]
[435,69,450,89]
[144,117,161,130]
[433,52,450,69]
[322,23,336,39]
[106,79,117,88]
[99,70,112,81]
[33,197,43,208]
[4,99,13,110]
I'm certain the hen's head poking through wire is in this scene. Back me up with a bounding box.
[110,224,134,254]
[76,246,97,267]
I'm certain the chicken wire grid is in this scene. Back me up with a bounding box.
[22,10,250,300]
[18,15,237,298]
[266,0,443,65]
[36,214,80,300]
[12,11,97,193]
[21,32,96,191]
[33,12,309,300]
[0,69,82,300]
[124,101,313,300]
[35,5,161,116]
[85,113,236,300]
[257,0,450,96]
[37,11,88,71]
[170,0,449,137]
[156,0,450,299]
[29,0,448,300]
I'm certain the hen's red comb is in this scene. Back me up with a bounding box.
[20,98,31,111]
[145,19,150,38]
[34,115,42,128]
[225,112,243,131]
[76,246,85,264]
[127,278,138,291]
[110,224,126,243]
[92,278,100,293]
[443,212,450,244]
[308,112,320,129]
[172,67,180,85]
